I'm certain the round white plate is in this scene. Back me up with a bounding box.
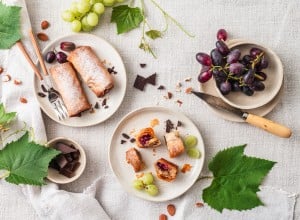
[34,33,127,127]
[109,107,205,202]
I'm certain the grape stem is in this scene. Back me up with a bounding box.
[196,175,213,182]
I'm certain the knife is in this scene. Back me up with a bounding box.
[191,91,292,138]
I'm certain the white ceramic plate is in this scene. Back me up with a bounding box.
[33,34,127,127]
[214,39,283,110]
[109,107,205,202]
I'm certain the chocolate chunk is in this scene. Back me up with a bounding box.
[94,102,99,109]
[54,142,77,154]
[121,140,127,144]
[146,73,156,86]
[102,98,107,106]
[49,159,60,170]
[177,121,183,127]
[71,151,80,161]
[104,105,109,109]
[166,119,174,133]
[59,167,75,178]
[55,154,68,169]
[37,92,46,98]
[140,63,146,68]
[65,153,73,162]
[122,133,130,139]
[107,66,117,74]
[130,138,136,143]
[133,75,147,91]
[41,84,47,93]
[157,85,165,90]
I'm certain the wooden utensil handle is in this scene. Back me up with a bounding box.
[28,29,48,76]
[16,41,43,81]
[245,113,292,138]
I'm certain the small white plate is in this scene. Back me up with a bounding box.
[33,34,127,127]
[109,107,205,202]
[214,39,283,110]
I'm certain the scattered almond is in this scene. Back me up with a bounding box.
[20,97,28,104]
[159,214,168,220]
[0,67,3,74]
[167,204,176,216]
[195,202,204,207]
[37,32,49,41]
[185,87,193,94]
[184,77,192,82]
[14,79,22,85]
[2,74,11,82]
[164,92,173,99]
[41,20,49,29]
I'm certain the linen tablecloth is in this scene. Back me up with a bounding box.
[1,0,300,219]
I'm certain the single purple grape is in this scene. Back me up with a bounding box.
[250,47,263,58]
[45,51,56,63]
[242,86,254,96]
[255,71,267,81]
[217,29,227,41]
[56,52,68,63]
[229,63,244,75]
[210,49,224,66]
[198,70,213,83]
[227,49,241,64]
[219,81,232,95]
[243,69,255,84]
[259,56,269,69]
[196,53,212,66]
[216,40,230,55]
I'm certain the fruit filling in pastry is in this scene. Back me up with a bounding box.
[126,148,145,172]
[67,46,114,97]
[136,127,161,148]
[154,158,178,182]
[49,62,91,117]
[164,131,185,158]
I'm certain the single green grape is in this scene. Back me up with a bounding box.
[71,20,82,32]
[81,16,94,32]
[77,1,91,13]
[93,3,105,15]
[116,0,124,2]
[70,2,82,17]
[183,135,198,149]
[145,184,159,196]
[133,179,144,190]
[103,0,115,7]
[141,172,154,185]
[187,148,201,159]
[61,10,75,22]
[87,12,99,26]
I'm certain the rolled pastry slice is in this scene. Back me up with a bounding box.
[49,62,91,117]
[126,148,144,172]
[67,46,114,97]
[164,131,185,158]
[154,158,178,182]
[136,127,161,148]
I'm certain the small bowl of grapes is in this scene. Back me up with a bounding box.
[196,29,283,110]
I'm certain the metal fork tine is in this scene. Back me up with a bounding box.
[57,100,68,119]
[53,102,63,120]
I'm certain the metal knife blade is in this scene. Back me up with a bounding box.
[191,91,245,118]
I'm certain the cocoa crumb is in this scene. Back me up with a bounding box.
[121,140,127,144]
[176,100,183,106]
[94,102,99,109]
[107,66,117,74]
[20,97,27,104]
[130,138,136,143]
[157,85,165,90]
[102,98,107,106]
[14,79,22,85]
[122,133,130,139]
[37,92,46,98]
[0,67,3,74]
[104,106,109,109]
[166,119,174,133]
[41,84,47,93]
[140,63,146,68]
[184,77,192,82]
[164,92,173,99]
[176,121,182,128]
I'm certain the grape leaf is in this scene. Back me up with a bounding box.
[146,30,162,40]
[0,103,16,131]
[111,5,143,34]
[202,144,276,212]
[0,132,60,185]
[0,2,22,49]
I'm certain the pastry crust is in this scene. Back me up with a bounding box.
[136,127,161,148]
[126,148,144,172]
[164,131,185,158]
[49,62,91,117]
[67,46,114,97]
[154,158,178,182]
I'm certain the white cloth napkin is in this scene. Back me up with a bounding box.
[0,0,297,219]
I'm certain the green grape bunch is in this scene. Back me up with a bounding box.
[62,0,124,32]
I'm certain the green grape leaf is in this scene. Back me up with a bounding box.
[0,132,60,185]
[0,103,17,131]
[146,30,162,40]
[0,2,22,49]
[111,5,143,34]
[203,144,276,212]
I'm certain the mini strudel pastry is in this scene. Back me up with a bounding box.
[49,62,90,117]
[67,46,114,97]
[154,158,178,182]
[126,148,144,172]
[164,131,185,158]
[136,127,161,148]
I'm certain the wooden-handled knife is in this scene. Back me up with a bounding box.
[191,91,292,138]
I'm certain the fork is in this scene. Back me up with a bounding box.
[16,31,68,120]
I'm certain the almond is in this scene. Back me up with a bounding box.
[37,32,49,41]
[41,20,49,29]
[159,214,167,220]
[195,202,204,207]
[2,74,11,82]
[14,79,22,85]
[167,204,176,216]
[185,87,193,94]
[20,97,28,104]
[0,67,3,74]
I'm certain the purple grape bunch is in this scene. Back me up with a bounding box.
[196,29,269,96]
